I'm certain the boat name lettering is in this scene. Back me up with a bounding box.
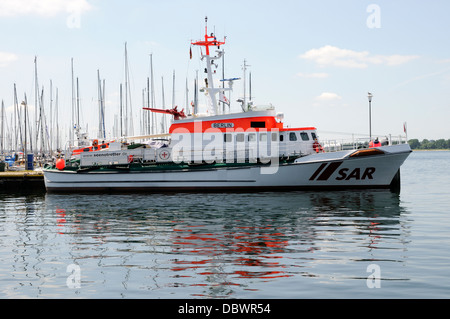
[336,167,376,181]
[211,123,234,128]
[92,152,124,157]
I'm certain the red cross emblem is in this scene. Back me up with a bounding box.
[159,150,170,160]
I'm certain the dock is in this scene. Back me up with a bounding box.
[0,171,45,192]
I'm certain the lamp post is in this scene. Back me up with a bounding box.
[368,92,373,141]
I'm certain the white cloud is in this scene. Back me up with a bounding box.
[297,72,329,78]
[0,0,93,17]
[315,92,342,102]
[300,45,419,69]
[0,52,18,67]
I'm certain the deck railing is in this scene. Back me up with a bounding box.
[321,133,409,153]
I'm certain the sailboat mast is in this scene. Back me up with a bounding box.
[194,70,198,115]
[119,83,123,137]
[76,77,80,138]
[0,100,3,154]
[243,59,247,111]
[124,42,129,137]
[55,88,59,150]
[161,76,166,133]
[146,77,150,135]
[49,80,53,152]
[23,96,27,164]
[249,71,252,102]
[34,57,39,154]
[71,58,75,145]
[149,53,155,135]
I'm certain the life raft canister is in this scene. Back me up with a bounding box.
[369,138,381,148]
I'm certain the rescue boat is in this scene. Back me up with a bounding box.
[43,18,411,193]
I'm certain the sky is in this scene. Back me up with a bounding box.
[1,0,450,148]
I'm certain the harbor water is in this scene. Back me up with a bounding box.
[0,150,449,299]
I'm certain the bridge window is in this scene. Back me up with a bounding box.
[260,133,267,142]
[248,133,256,142]
[224,133,232,143]
[289,132,297,141]
[280,134,284,142]
[236,133,245,142]
[271,132,278,142]
[251,121,266,128]
[311,132,317,140]
[300,132,310,141]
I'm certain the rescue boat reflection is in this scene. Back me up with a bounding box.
[169,190,404,288]
[171,224,294,280]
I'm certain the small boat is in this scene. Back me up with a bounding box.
[43,18,411,193]
[71,139,110,157]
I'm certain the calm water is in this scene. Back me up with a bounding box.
[1,151,449,299]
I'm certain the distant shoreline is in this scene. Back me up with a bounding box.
[411,149,450,151]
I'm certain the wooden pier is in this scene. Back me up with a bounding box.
[0,171,45,192]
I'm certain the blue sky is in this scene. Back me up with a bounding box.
[1,0,449,144]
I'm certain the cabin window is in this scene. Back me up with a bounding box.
[311,132,317,140]
[300,132,309,141]
[251,121,266,128]
[224,133,232,143]
[271,132,278,142]
[248,133,256,142]
[280,134,284,142]
[83,148,90,152]
[260,133,267,142]
[289,132,297,141]
[236,133,245,142]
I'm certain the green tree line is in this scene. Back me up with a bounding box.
[408,139,450,150]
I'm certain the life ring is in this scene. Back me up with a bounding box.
[92,139,99,147]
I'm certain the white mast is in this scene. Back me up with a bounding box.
[161,76,166,133]
[191,16,229,116]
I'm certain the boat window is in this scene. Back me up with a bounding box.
[224,133,232,143]
[236,133,245,142]
[300,132,309,141]
[251,121,266,128]
[311,132,317,140]
[280,134,284,142]
[83,148,90,152]
[260,133,267,142]
[271,132,278,142]
[289,132,297,141]
[248,133,256,142]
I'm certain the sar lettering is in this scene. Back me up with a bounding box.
[336,167,375,180]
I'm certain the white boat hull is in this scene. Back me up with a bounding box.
[43,144,411,193]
